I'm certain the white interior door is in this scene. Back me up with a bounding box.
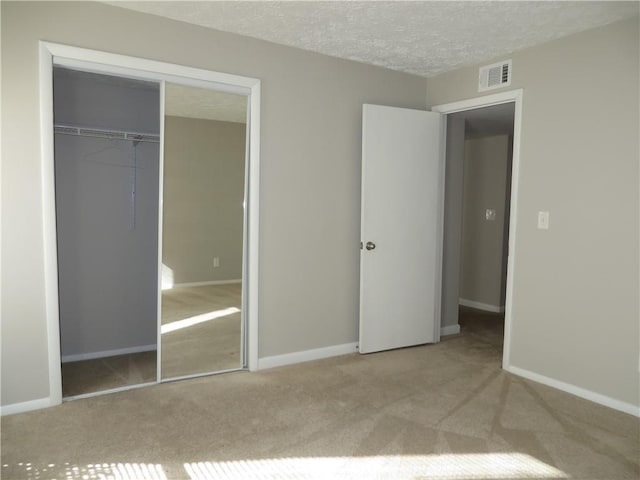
[359,104,445,354]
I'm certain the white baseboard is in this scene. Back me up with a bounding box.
[61,344,157,364]
[172,279,242,289]
[1,397,56,416]
[441,324,461,336]
[506,365,640,418]
[258,342,358,370]
[459,298,505,313]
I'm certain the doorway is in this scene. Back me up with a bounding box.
[450,104,514,352]
[433,90,523,368]
[40,42,261,406]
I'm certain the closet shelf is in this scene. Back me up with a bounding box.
[54,124,159,143]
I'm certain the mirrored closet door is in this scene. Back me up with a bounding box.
[160,82,249,380]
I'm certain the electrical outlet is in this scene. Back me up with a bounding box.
[213,257,220,268]
[485,209,496,221]
[537,211,549,230]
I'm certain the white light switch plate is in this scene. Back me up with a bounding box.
[537,211,549,229]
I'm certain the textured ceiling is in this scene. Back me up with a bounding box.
[165,83,247,123]
[107,1,638,77]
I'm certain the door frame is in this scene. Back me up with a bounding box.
[432,89,523,369]
[39,41,261,407]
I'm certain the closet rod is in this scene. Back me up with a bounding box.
[54,124,160,143]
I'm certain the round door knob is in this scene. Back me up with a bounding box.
[366,241,376,250]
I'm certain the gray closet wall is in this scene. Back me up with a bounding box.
[54,68,160,358]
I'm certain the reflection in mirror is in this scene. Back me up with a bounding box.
[161,83,247,379]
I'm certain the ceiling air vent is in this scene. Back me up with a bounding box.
[478,60,512,92]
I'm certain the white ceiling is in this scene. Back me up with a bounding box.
[108,1,638,78]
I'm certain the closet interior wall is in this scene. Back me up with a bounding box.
[54,68,160,363]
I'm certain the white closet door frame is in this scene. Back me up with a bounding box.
[157,81,165,384]
[39,41,261,407]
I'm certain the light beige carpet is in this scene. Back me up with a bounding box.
[2,308,638,480]
[62,351,157,397]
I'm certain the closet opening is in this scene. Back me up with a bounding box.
[54,67,161,398]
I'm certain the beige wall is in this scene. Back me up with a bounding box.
[1,2,427,407]
[459,135,511,309]
[163,116,246,285]
[427,18,640,408]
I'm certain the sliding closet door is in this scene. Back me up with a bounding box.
[54,68,160,397]
[160,82,249,380]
